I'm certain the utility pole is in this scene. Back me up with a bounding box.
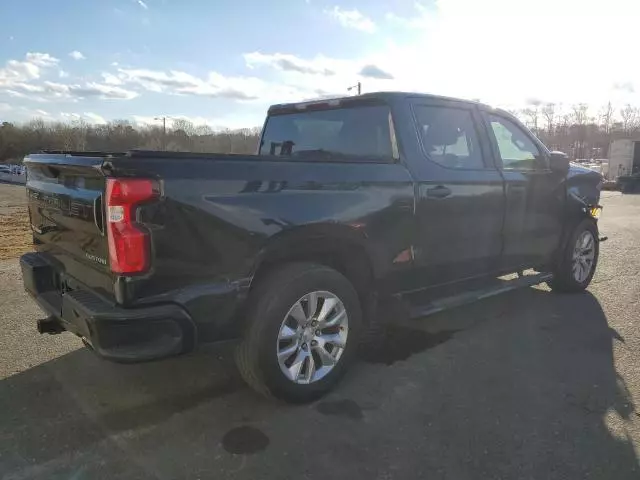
[348,82,361,95]
[154,116,167,151]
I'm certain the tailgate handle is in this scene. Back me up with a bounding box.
[93,194,105,236]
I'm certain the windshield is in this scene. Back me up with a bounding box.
[259,105,393,161]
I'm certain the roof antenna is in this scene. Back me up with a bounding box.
[347,82,361,95]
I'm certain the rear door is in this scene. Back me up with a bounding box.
[480,111,565,271]
[409,99,506,287]
[25,154,112,295]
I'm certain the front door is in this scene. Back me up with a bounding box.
[409,100,506,289]
[481,111,565,271]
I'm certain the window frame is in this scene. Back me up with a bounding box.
[258,103,398,164]
[482,111,550,172]
[410,102,492,171]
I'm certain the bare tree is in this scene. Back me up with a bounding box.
[171,118,196,135]
[569,104,590,159]
[522,98,542,132]
[541,103,556,136]
[522,107,539,132]
[599,101,614,134]
[620,104,638,133]
[571,104,589,125]
[71,118,88,150]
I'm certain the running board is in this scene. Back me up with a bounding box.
[407,272,553,319]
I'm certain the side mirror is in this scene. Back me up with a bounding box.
[549,151,569,174]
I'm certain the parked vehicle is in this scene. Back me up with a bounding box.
[608,138,640,181]
[21,92,603,402]
[609,138,640,191]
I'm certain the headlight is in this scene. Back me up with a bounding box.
[589,206,602,219]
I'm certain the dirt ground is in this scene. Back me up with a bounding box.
[0,183,31,260]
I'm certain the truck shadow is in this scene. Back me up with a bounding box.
[1,287,638,478]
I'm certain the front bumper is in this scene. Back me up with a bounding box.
[20,252,196,363]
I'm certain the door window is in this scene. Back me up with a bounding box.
[487,114,543,170]
[413,106,485,169]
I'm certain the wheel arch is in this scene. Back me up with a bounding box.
[249,224,378,319]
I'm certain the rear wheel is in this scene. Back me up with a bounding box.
[549,219,599,293]
[235,263,362,403]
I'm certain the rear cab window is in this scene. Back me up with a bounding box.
[259,103,395,162]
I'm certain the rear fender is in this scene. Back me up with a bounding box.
[250,223,378,282]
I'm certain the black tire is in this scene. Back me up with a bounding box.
[235,263,362,403]
[549,218,599,293]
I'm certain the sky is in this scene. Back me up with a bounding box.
[1,0,640,129]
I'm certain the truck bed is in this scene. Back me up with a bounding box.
[24,149,416,343]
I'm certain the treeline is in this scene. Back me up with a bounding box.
[0,118,261,162]
[3,102,640,162]
[512,102,640,160]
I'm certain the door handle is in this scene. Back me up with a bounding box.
[426,185,451,199]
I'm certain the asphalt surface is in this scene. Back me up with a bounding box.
[1,183,639,479]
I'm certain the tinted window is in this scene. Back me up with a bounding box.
[488,114,542,170]
[259,105,393,161]
[414,106,485,169]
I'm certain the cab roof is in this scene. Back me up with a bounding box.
[268,91,494,115]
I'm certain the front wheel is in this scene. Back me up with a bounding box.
[235,263,362,403]
[549,218,599,293]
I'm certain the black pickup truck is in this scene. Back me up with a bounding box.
[21,92,603,402]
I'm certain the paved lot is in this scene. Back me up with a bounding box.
[0,183,639,479]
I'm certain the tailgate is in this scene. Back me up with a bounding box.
[24,153,112,295]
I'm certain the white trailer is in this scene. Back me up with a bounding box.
[608,139,640,180]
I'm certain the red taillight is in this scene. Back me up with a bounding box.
[105,178,158,274]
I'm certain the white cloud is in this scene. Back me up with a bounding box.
[74,82,138,100]
[115,67,297,101]
[3,61,39,82]
[385,3,433,29]
[59,112,82,120]
[4,90,29,99]
[325,6,376,33]
[244,52,335,76]
[137,0,148,9]
[8,80,138,100]
[0,105,113,124]
[83,112,107,124]
[116,68,203,94]
[31,111,107,124]
[102,72,124,85]
[25,53,59,67]
[69,51,86,61]
[0,52,59,89]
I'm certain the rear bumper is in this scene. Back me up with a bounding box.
[20,252,196,363]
